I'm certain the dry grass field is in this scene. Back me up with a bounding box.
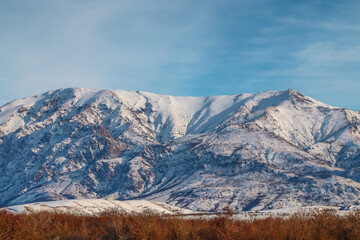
[1,208,360,240]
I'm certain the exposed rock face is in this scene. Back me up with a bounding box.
[0,88,360,211]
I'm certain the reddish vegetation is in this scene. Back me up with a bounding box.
[1,209,360,239]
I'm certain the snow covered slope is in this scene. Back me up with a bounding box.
[0,88,360,211]
[5,199,194,215]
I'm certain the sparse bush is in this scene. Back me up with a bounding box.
[1,208,360,239]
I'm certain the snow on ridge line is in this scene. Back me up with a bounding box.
[3,199,196,215]
[0,87,344,115]
[0,87,343,124]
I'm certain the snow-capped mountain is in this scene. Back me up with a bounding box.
[0,88,359,211]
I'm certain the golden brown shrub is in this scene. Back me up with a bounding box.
[1,209,360,240]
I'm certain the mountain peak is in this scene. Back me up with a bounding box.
[286,88,299,94]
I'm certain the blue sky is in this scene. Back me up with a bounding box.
[0,0,359,110]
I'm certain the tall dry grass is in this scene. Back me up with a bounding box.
[1,208,360,240]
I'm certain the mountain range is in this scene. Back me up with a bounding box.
[0,88,359,211]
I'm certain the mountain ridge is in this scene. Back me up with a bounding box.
[0,88,359,211]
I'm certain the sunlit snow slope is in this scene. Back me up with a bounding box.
[0,88,360,211]
[5,199,194,215]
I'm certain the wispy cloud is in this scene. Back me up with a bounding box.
[0,0,221,97]
[0,0,359,109]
